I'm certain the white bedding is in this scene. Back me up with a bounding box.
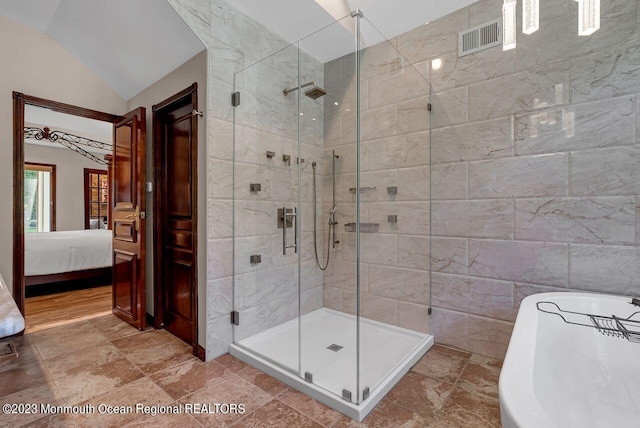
[25,230,112,276]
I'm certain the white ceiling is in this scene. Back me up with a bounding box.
[1,0,476,99]
[229,0,478,62]
[0,0,205,99]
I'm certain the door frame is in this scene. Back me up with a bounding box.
[152,83,199,358]
[12,92,120,314]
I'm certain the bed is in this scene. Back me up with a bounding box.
[25,229,112,286]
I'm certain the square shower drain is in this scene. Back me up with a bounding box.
[327,344,343,352]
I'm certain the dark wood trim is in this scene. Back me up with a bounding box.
[152,83,200,357]
[83,168,109,229]
[145,312,156,329]
[13,92,25,314]
[25,267,112,287]
[20,94,120,123]
[24,162,57,232]
[13,91,120,315]
[104,155,113,230]
[151,83,197,113]
[196,344,206,362]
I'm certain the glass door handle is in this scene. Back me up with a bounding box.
[282,206,297,255]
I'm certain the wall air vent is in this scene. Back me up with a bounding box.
[459,19,502,57]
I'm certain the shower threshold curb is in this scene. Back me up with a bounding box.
[229,309,433,422]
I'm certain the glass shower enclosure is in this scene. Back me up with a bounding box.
[230,11,433,421]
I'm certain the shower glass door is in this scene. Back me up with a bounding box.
[297,15,359,402]
[232,41,301,374]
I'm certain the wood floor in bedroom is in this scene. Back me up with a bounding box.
[24,285,112,333]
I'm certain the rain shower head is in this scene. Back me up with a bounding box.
[304,86,327,99]
[283,81,327,99]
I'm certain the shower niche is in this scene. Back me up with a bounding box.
[230,10,432,421]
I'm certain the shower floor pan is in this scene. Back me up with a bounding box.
[229,308,433,421]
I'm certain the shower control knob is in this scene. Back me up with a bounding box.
[334,240,340,244]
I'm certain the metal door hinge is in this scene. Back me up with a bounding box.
[231,92,240,107]
[428,307,432,315]
[363,387,370,401]
[342,389,352,402]
[230,311,239,325]
[427,103,432,111]
[304,372,313,383]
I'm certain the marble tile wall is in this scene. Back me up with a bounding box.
[396,0,640,358]
[169,0,325,357]
[171,0,640,361]
[322,39,432,335]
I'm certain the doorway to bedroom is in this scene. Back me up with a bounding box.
[22,104,116,332]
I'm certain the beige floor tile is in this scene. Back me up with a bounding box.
[178,374,272,427]
[277,389,342,427]
[89,315,144,341]
[432,386,501,428]
[385,371,454,424]
[151,359,229,400]
[231,399,321,427]
[236,365,289,397]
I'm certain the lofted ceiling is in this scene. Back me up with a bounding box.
[0,0,478,98]
[228,0,478,61]
[0,0,205,99]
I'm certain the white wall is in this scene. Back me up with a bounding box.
[0,15,127,293]
[24,143,105,231]
[127,49,207,346]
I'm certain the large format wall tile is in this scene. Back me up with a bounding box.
[570,146,640,196]
[365,131,430,171]
[468,63,569,122]
[398,301,430,334]
[369,265,429,304]
[431,117,513,164]
[431,308,469,351]
[432,273,514,322]
[431,163,468,200]
[431,237,468,275]
[395,8,468,64]
[515,197,636,245]
[570,245,640,295]
[369,66,430,109]
[467,316,513,360]
[515,96,636,156]
[571,45,640,103]
[432,200,513,239]
[468,239,569,287]
[431,87,469,128]
[398,235,430,270]
[469,153,569,198]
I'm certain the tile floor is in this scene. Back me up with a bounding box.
[0,315,502,427]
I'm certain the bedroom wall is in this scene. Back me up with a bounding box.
[24,143,105,231]
[126,49,207,347]
[0,15,127,294]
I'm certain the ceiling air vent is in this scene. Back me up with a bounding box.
[459,19,502,57]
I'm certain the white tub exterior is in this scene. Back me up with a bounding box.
[499,292,640,428]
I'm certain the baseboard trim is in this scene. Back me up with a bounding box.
[196,344,205,361]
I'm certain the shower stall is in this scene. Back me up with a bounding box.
[230,11,432,421]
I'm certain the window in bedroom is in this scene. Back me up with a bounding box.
[84,168,109,229]
[24,163,56,233]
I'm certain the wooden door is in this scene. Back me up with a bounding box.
[153,85,198,349]
[112,107,146,329]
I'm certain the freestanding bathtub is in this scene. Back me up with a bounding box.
[499,292,640,428]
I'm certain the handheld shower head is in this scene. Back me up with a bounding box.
[312,161,317,168]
